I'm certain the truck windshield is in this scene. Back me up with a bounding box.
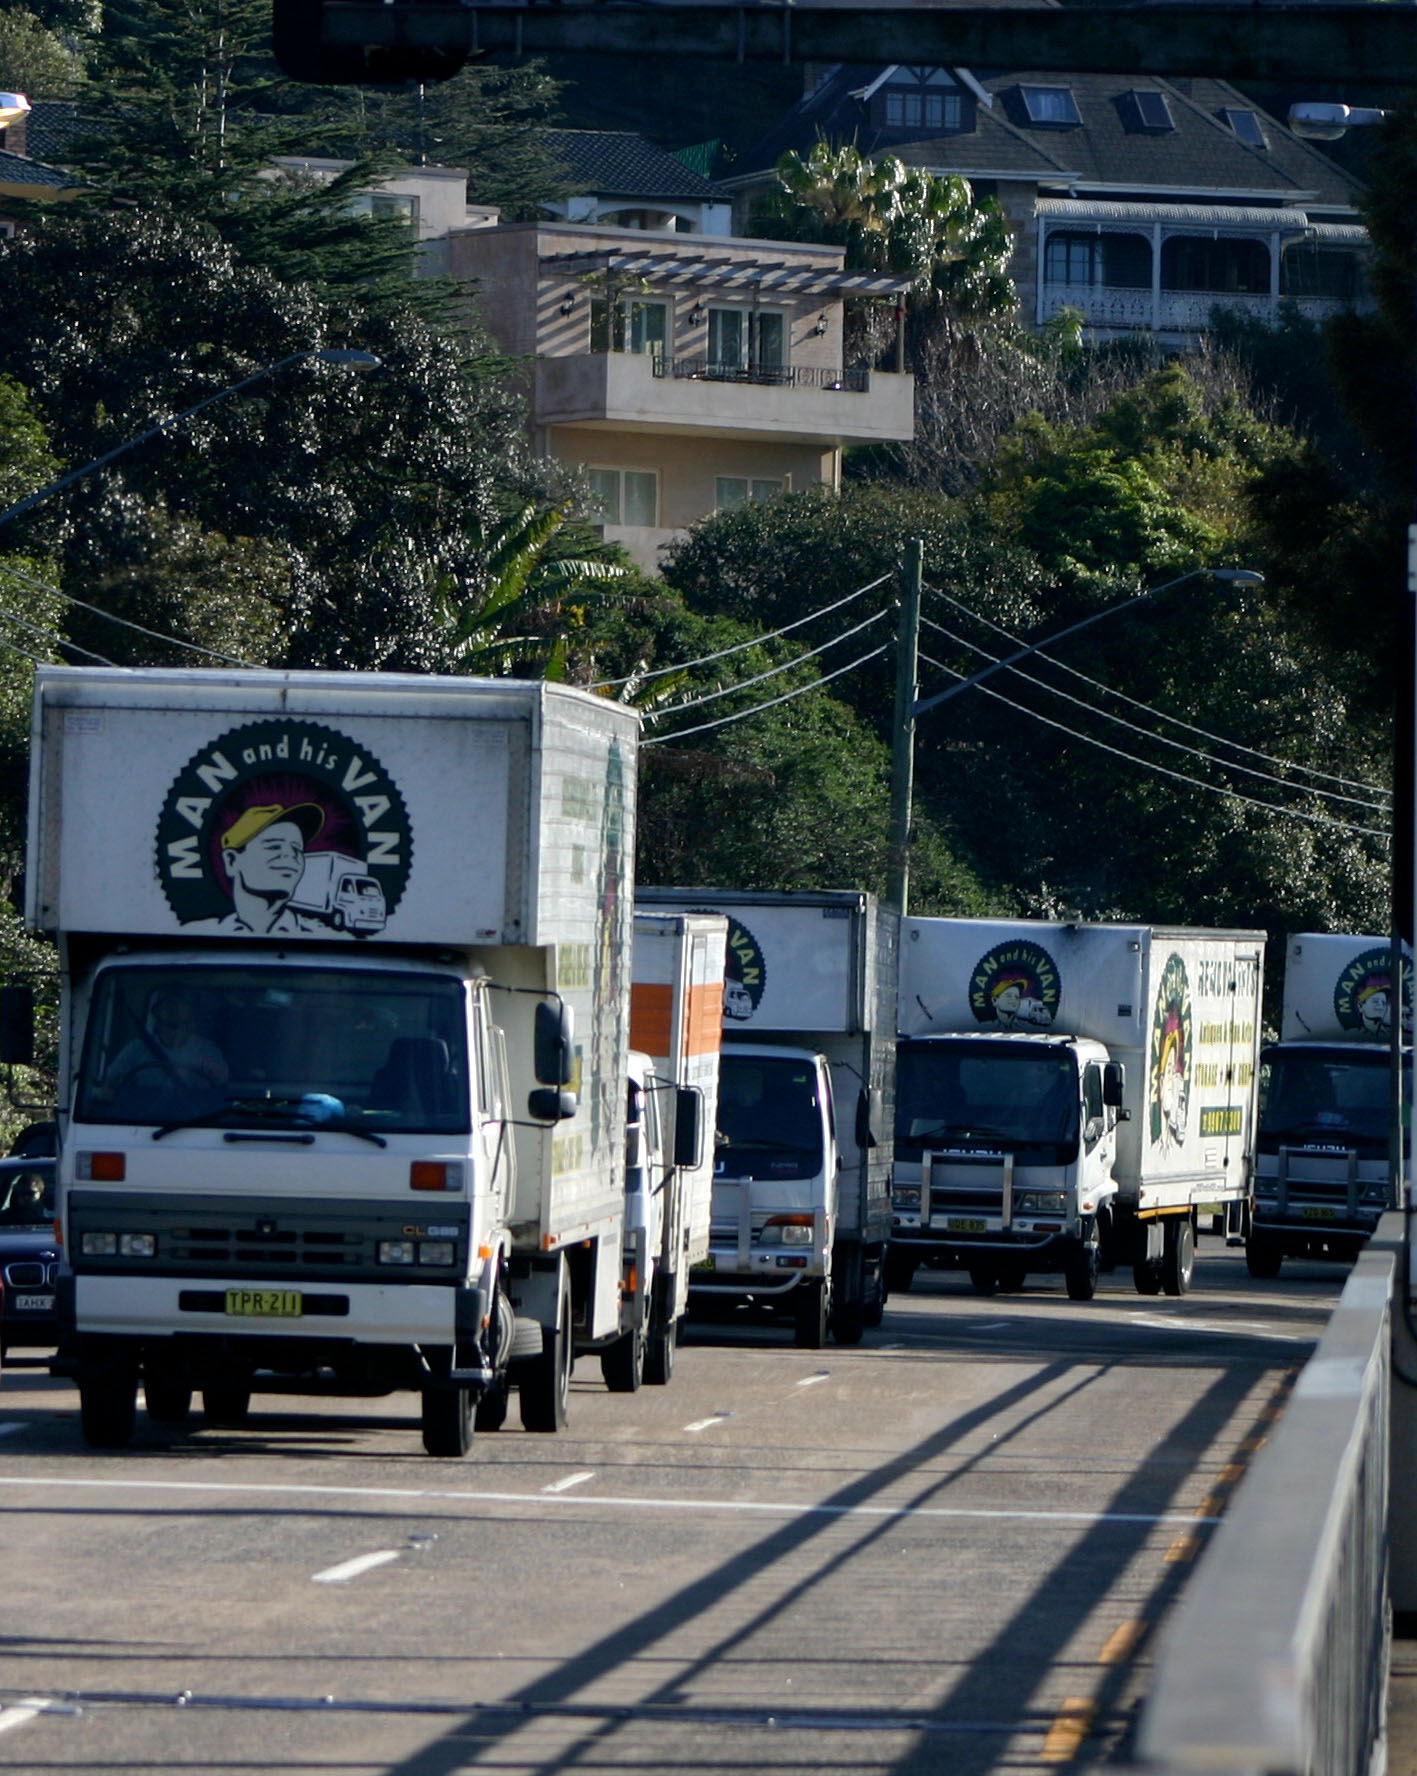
[716,1054,824,1182]
[1258,1048,1402,1150]
[76,965,470,1136]
[894,1040,1080,1160]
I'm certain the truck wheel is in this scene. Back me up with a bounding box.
[1162,1218,1195,1296]
[996,1262,1027,1294]
[422,1380,475,1456]
[474,1374,509,1433]
[793,1279,828,1349]
[203,1384,252,1429]
[144,1365,193,1425]
[1132,1259,1162,1296]
[600,1325,646,1393]
[645,1311,677,1386]
[519,1264,572,1432]
[830,1293,866,1346]
[968,1265,999,1295]
[1246,1237,1283,1280]
[1065,1224,1100,1302]
[883,1251,918,1294]
[79,1344,139,1450]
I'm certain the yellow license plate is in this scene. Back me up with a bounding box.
[947,1217,987,1233]
[225,1289,303,1318]
[1301,1207,1336,1221]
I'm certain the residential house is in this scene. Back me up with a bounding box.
[537,129,734,235]
[730,67,1371,346]
[447,216,915,569]
[0,100,80,233]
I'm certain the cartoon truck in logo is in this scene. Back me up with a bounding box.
[286,851,387,935]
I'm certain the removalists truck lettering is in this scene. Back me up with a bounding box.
[637,889,895,1347]
[21,668,637,1455]
[1247,933,1409,1278]
[892,919,1264,1298]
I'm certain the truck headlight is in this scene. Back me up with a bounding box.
[118,1233,156,1258]
[417,1241,456,1266]
[378,1240,417,1265]
[892,1187,921,1210]
[81,1232,117,1257]
[1015,1191,1067,1215]
[759,1216,813,1246]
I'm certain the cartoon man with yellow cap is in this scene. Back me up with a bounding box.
[196,802,325,934]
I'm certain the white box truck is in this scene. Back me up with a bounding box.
[609,910,726,1389]
[19,667,638,1455]
[636,888,896,1347]
[892,918,1264,1298]
[1247,933,1408,1278]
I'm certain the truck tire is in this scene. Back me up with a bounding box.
[968,1265,999,1295]
[600,1325,646,1393]
[79,1343,139,1450]
[996,1262,1027,1293]
[830,1293,866,1346]
[519,1263,572,1432]
[793,1278,828,1349]
[645,1276,677,1385]
[1162,1217,1195,1296]
[1064,1223,1100,1302]
[1246,1236,1283,1280]
[1132,1259,1162,1296]
[422,1380,475,1456]
[474,1374,509,1433]
[883,1250,918,1294]
[203,1384,252,1429]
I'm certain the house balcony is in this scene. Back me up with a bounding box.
[1039,283,1371,341]
[533,349,914,447]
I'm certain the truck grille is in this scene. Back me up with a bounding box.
[930,1185,1004,1216]
[166,1225,365,1267]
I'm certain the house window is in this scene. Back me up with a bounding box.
[351,192,419,223]
[708,308,787,375]
[715,476,784,511]
[588,468,659,527]
[883,89,962,131]
[590,298,668,358]
[1125,90,1174,132]
[1020,86,1081,126]
[1045,231,1151,290]
[1222,108,1268,148]
[1280,246,1364,301]
[1161,235,1271,294]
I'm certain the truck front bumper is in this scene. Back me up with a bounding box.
[73,1273,471,1346]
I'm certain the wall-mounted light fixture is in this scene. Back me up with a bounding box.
[559,294,576,315]
[813,313,829,336]
[688,302,705,326]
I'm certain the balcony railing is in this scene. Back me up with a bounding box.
[654,354,869,393]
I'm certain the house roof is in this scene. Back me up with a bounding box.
[541,129,730,202]
[736,68,1365,215]
[0,146,76,191]
[20,99,85,165]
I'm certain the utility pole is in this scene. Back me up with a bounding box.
[887,537,922,915]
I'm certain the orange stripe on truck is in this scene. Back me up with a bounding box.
[685,982,724,1057]
[630,982,674,1055]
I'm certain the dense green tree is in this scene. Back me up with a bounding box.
[0,7,87,95]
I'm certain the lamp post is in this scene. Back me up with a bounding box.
[0,347,380,532]
[886,562,1264,913]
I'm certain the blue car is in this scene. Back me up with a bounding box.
[0,1159,59,1356]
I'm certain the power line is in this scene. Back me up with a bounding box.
[644,605,888,725]
[917,650,1389,841]
[923,580,1388,803]
[643,643,889,747]
[0,561,257,668]
[0,602,115,667]
[589,572,892,693]
[919,611,1389,816]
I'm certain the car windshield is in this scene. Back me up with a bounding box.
[0,1166,54,1224]
[75,965,470,1135]
[716,1055,824,1181]
[894,1040,1080,1157]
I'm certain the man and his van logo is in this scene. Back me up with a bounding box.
[156,721,412,936]
[968,940,1060,1030]
[688,911,764,1022]
[1149,953,1192,1151]
[1334,946,1411,1042]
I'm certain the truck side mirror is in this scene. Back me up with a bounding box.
[0,986,35,1066]
[528,1087,578,1123]
[534,998,575,1087]
[673,1086,704,1170]
[856,1086,883,1149]
[1102,1061,1126,1108]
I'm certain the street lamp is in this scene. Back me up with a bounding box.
[887,562,1264,911]
[0,347,381,531]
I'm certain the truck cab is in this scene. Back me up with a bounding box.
[889,1032,1122,1299]
[694,1042,839,1347]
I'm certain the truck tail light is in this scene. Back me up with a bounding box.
[77,1151,126,1181]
